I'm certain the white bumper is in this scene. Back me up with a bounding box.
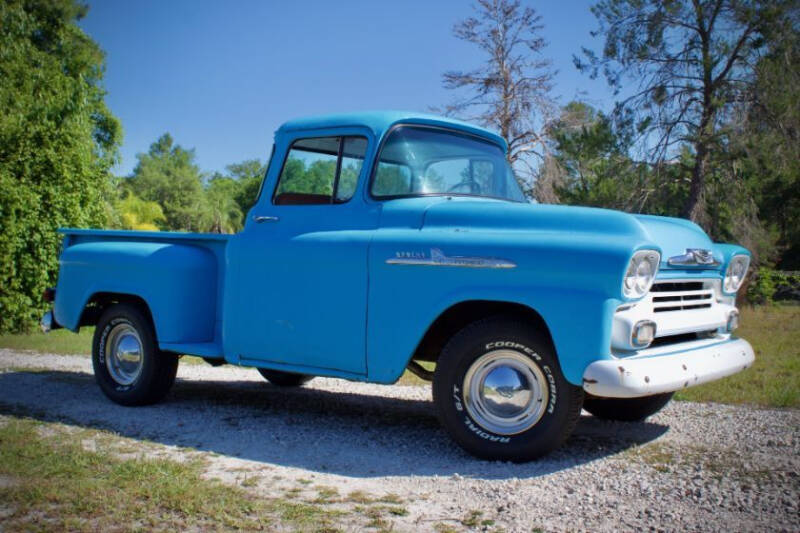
[582,337,755,398]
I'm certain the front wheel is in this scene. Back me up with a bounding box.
[433,316,584,462]
[583,393,674,421]
[92,304,178,406]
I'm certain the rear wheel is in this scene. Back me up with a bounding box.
[433,316,584,462]
[583,393,673,421]
[257,368,313,387]
[92,304,178,406]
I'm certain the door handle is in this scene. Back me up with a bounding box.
[253,215,279,223]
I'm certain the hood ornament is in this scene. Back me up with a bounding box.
[667,248,720,267]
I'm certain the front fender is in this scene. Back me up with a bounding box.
[366,281,619,385]
[365,226,637,385]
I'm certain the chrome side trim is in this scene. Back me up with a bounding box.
[386,248,516,269]
[667,248,721,267]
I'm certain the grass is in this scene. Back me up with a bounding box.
[626,441,780,482]
[311,485,340,504]
[0,326,205,364]
[0,416,343,532]
[461,510,484,527]
[397,360,435,386]
[0,327,94,355]
[627,442,677,473]
[346,490,404,505]
[2,305,797,407]
[674,305,799,407]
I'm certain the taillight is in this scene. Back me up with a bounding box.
[43,287,56,303]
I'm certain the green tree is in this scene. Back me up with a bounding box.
[275,157,337,197]
[577,0,790,223]
[0,0,121,332]
[735,14,799,267]
[547,102,655,211]
[117,192,166,231]
[548,100,780,263]
[126,134,211,232]
[205,176,243,234]
[372,163,412,196]
[225,159,266,216]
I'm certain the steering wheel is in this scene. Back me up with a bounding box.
[447,180,475,193]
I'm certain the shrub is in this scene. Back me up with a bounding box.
[746,268,800,305]
[0,0,120,332]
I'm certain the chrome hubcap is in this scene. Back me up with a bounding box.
[463,349,548,435]
[106,323,143,386]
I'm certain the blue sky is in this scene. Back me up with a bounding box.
[79,1,614,177]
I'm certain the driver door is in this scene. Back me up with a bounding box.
[232,134,377,376]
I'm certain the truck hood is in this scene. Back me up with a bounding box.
[419,199,720,270]
[631,214,718,267]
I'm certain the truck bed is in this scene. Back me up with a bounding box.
[55,228,232,358]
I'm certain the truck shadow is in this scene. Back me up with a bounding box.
[0,369,669,480]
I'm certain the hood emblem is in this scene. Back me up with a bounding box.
[667,248,720,267]
[386,248,516,269]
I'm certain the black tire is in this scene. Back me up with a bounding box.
[433,316,584,462]
[583,393,673,422]
[257,368,314,387]
[92,303,178,406]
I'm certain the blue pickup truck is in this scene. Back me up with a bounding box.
[42,111,754,461]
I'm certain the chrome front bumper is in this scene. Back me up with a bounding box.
[582,337,755,398]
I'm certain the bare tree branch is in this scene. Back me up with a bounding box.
[435,0,556,198]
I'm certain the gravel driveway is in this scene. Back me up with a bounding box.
[1,349,797,532]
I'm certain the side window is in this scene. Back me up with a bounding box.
[273,136,367,205]
[372,161,412,196]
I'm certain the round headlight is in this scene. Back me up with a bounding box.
[724,255,750,293]
[635,259,653,292]
[623,250,661,299]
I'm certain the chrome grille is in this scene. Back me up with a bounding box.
[650,281,714,313]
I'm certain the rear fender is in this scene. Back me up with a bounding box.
[54,241,217,343]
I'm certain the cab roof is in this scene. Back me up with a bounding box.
[276,111,508,152]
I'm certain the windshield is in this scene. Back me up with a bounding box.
[370,126,526,202]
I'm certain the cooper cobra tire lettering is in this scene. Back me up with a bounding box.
[455,378,513,444]
[452,384,463,411]
[485,341,542,361]
[98,322,112,365]
[464,417,511,443]
[543,365,557,414]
